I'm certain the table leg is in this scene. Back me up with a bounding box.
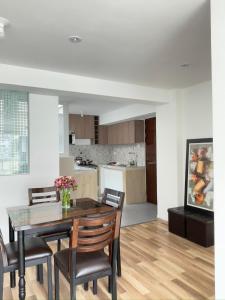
[18,231,26,300]
[9,218,16,288]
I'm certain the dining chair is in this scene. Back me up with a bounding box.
[85,189,125,295]
[54,210,121,300]
[102,188,125,277]
[0,230,53,300]
[28,186,70,251]
[28,186,70,282]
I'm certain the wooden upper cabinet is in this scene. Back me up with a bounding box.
[69,117,145,144]
[98,125,108,144]
[108,124,117,145]
[83,115,95,139]
[107,120,144,145]
[134,120,144,143]
[69,114,95,139]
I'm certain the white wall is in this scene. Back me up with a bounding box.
[61,103,69,156]
[178,81,213,202]
[156,81,212,220]
[211,1,225,298]
[156,100,179,220]
[0,93,59,241]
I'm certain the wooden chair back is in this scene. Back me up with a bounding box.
[0,230,8,269]
[102,188,125,210]
[70,210,121,253]
[28,186,60,206]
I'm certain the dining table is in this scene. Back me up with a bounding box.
[7,198,115,300]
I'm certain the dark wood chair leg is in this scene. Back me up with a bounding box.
[10,271,16,288]
[111,272,117,300]
[0,270,3,300]
[117,239,121,277]
[108,276,112,293]
[57,239,61,252]
[83,282,88,291]
[36,266,40,282]
[9,218,16,289]
[93,280,97,295]
[54,263,59,300]
[112,239,118,300]
[37,264,43,284]
[70,279,76,300]
[47,257,53,300]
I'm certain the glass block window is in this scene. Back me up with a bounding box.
[0,90,29,175]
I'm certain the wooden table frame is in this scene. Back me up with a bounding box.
[7,198,114,300]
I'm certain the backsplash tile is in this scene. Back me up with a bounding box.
[69,143,145,166]
[112,143,145,166]
[69,144,113,165]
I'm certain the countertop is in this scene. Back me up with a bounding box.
[99,164,146,171]
[74,166,97,172]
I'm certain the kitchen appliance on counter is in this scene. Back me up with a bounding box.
[75,157,98,169]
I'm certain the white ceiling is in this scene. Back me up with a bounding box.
[0,0,211,89]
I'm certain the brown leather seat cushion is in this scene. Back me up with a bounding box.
[54,249,111,278]
[5,237,52,266]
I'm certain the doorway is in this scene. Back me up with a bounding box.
[145,117,157,204]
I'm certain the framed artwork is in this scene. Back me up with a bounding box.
[184,138,213,215]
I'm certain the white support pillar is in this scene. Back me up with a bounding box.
[211,1,225,298]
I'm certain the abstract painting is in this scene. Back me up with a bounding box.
[185,138,213,214]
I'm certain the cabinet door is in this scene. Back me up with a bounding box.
[115,123,123,144]
[135,120,144,143]
[83,116,95,139]
[98,125,108,144]
[69,114,84,138]
[118,121,129,144]
[69,114,95,139]
[108,120,144,145]
[74,115,84,138]
[69,114,75,132]
[108,124,116,144]
[127,121,135,144]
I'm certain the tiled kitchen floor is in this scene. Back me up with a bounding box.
[121,202,157,227]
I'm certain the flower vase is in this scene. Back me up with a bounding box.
[61,189,71,209]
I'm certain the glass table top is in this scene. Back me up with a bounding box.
[7,198,114,231]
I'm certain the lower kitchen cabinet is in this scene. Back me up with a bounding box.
[60,157,98,200]
[99,165,146,204]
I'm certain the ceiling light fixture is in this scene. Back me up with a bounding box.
[0,17,10,38]
[180,63,190,68]
[69,35,82,43]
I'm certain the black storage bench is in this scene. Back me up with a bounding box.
[168,206,214,247]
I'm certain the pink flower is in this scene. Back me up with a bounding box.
[54,176,78,191]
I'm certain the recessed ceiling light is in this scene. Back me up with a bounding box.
[180,63,190,68]
[0,17,10,38]
[69,35,82,43]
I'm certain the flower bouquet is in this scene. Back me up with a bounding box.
[54,176,78,208]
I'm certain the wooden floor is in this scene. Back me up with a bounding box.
[3,220,215,300]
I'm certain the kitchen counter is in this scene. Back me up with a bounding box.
[60,157,98,200]
[74,166,97,172]
[99,165,146,204]
[100,164,145,171]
